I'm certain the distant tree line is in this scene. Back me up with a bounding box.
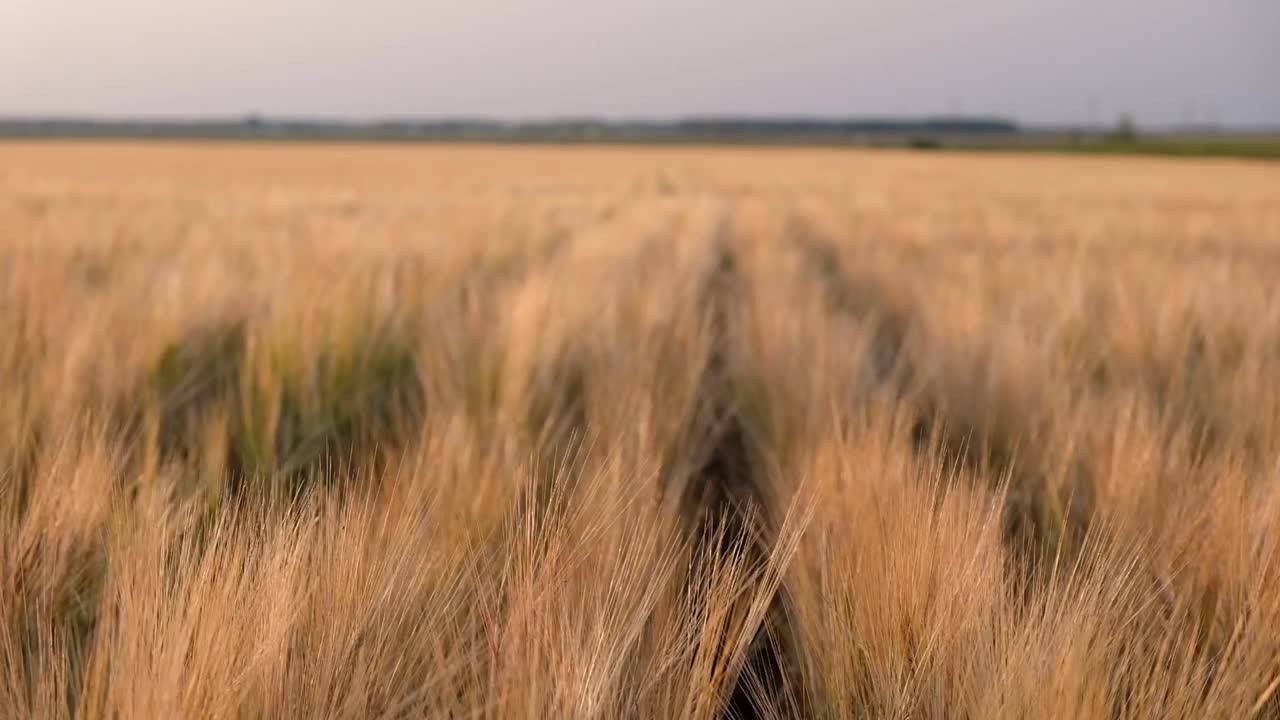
[0,116,1021,143]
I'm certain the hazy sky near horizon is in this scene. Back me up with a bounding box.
[2,0,1277,126]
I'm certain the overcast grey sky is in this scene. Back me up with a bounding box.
[2,0,1277,126]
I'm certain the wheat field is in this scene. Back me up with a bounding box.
[3,142,1280,718]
